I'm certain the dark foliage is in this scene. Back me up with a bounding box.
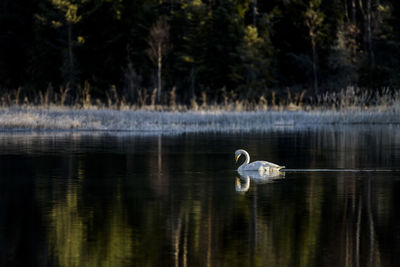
[1,0,399,104]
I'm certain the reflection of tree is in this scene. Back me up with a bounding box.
[148,135,169,197]
[48,184,86,267]
[217,173,324,266]
[46,162,134,267]
[365,175,380,267]
[299,176,322,267]
[2,131,397,266]
[323,173,382,267]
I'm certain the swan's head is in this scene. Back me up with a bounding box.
[234,149,246,162]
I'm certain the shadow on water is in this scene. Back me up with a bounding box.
[1,126,400,266]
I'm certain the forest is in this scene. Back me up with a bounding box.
[1,0,400,107]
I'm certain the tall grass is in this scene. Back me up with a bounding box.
[1,84,399,112]
[1,84,400,131]
[315,87,400,110]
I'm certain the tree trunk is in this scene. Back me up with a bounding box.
[366,0,374,68]
[67,22,74,86]
[352,0,356,24]
[358,0,375,74]
[157,44,162,103]
[190,67,195,100]
[311,38,319,94]
[253,0,257,27]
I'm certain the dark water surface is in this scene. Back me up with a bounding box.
[1,126,400,267]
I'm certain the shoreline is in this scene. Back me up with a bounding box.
[0,107,399,133]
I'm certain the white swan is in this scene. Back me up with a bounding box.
[238,170,285,182]
[234,149,285,173]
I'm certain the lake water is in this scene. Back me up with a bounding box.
[1,126,400,267]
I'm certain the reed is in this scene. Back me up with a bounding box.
[60,85,70,106]
[271,90,277,110]
[15,87,21,105]
[137,88,147,108]
[150,88,157,108]
[83,81,91,109]
[200,91,207,110]
[169,86,176,108]
[190,95,199,111]
[1,84,400,112]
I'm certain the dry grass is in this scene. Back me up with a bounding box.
[315,86,400,110]
[1,84,399,131]
[1,84,399,112]
[1,108,399,132]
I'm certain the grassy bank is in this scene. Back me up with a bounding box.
[0,107,399,132]
[1,86,399,132]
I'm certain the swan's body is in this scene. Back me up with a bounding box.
[235,149,285,173]
[238,170,285,181]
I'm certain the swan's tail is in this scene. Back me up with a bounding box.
[278,166,285,171]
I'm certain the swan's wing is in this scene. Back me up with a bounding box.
[243,160,284,171]
[260,160,284,169]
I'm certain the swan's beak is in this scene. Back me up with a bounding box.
[235,177,240,187]
[235,155,238,162]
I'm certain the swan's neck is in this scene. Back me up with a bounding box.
[239,151,250,169]
[235,176,250,192]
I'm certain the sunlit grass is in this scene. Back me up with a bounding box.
[2,85,400,112]
[0,107,399,132]
[1,85,399,131]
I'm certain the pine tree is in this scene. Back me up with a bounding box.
[305,0,324,94]
[233,24,274,99]
[172,0,211,101]
[35,0,89,89]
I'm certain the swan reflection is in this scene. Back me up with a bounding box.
[235,170,285,193]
